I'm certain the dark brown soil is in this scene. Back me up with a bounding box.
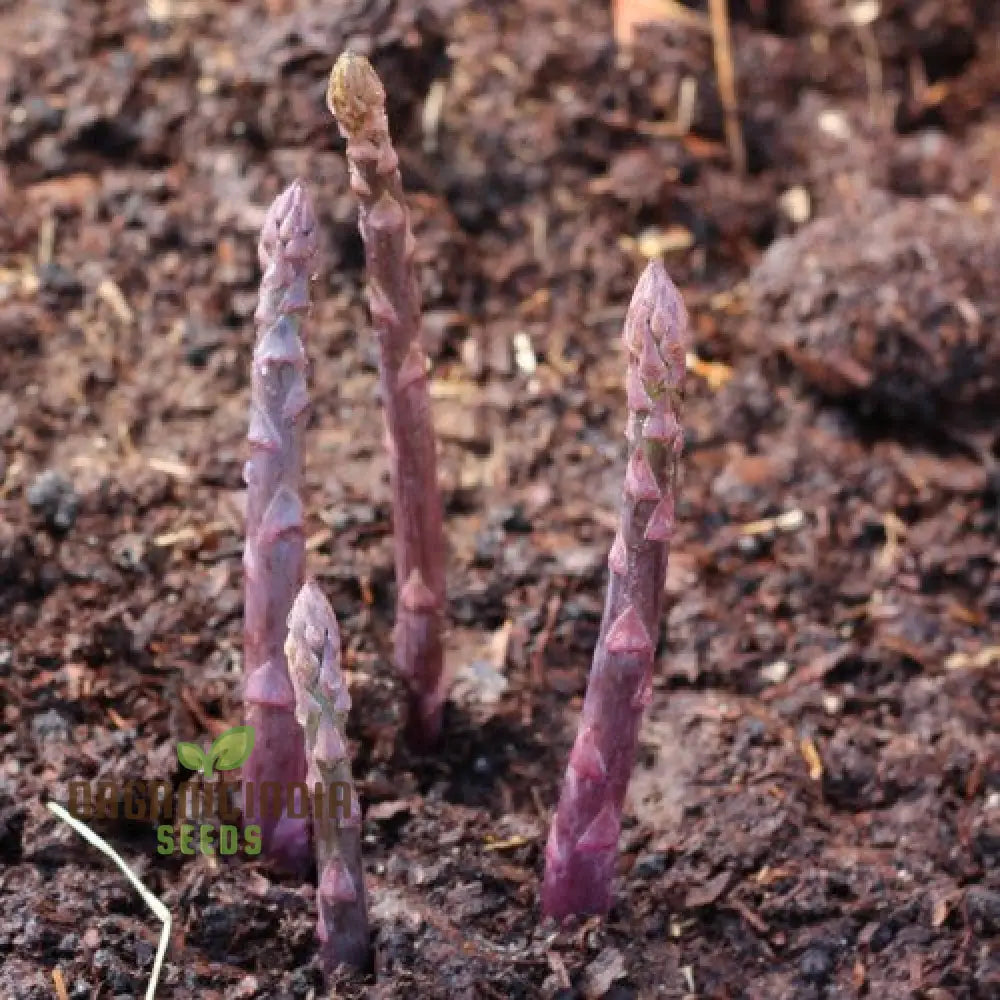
[1,1,998,998]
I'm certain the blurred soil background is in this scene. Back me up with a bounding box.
[0,0,998,997]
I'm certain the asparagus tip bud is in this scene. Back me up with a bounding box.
[327,51,385,135]
[623,260,688,394]
[260,178,319,267]
[286,580,344,697]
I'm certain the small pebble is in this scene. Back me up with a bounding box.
[761,659,790,684]
[633,851,668,878]
[583,946,626,998]
[966,887,1000,934]
[799,944,833,983]
[38,263,84,299]
[385,854,409,885]
[498,505,532,533]
[110,532,146,571]
[27,469,79,531]
[31,708,69,743]
[57,932,79,954]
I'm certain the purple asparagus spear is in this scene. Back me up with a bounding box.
[542,261,688,920]
[241,180,318,870]
[327,52,448,751]
[286,580,370,971]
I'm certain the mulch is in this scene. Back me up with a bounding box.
[1,0,997,997]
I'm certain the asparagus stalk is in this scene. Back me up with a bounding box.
[241,180,317,870]
[327,52,448,751]
[542,261,688,920]
[285,579,370,970]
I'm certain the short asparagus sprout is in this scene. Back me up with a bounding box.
[542,261,688,920]
[327,52,449,752]
[285,579,370,971]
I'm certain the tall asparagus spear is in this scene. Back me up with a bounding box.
[542,261,688,920]
[286,580,370,971]
[327,52,448,751]
[242,180,317,869]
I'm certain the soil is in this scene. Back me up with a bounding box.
[1,0,998,998]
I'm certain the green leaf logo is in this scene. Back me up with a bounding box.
[176,726,254,779]
[177,742,207,773]
[206,725,255,779]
